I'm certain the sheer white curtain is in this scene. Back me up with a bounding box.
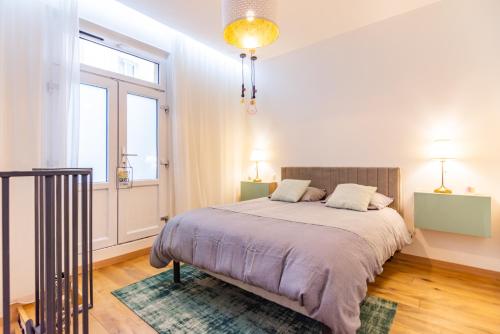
[42,0,80,168]
[0,0,79,169]
[0,0,79,307]
[169,35,247,214]
[0,0,45,170]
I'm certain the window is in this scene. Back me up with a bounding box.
[126,94,158,180]
[80,38,159,84]
[78,84,108,182]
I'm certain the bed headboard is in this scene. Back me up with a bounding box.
[281,167,401,214]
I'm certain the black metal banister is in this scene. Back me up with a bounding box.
[1,168,93,334]
[2,177,11,334]
[71,175,79,334]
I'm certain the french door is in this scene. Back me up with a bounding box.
[117,82,167,243]
[79,72,167,249]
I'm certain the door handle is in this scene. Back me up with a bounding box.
[121,147,138,158]
[121,152,138,165]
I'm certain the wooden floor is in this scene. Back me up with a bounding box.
[7,253,500,333]
[369,255,500,334]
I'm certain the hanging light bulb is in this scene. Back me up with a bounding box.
[240,52,246,104]
[247,98,257,115]
[246,51,257,115]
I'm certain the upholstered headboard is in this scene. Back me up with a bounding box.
[281,167,402,214]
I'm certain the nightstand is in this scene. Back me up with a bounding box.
[240,181,277,201]
[414,192,491,237]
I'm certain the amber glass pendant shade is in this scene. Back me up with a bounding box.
[222,0,279,49]
[224,17,279,49]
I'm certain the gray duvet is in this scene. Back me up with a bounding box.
[151,199,411,333]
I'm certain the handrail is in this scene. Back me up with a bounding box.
[0,168,92,177]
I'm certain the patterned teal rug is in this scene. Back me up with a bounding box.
[112,265,397,334]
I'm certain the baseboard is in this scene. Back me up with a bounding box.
[78,247,151,274]
[78,236,155,273]
[395,253,500,279]
[92,246,151,270]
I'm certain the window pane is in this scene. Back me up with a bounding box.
[80,38,159,84]
[127,94,158,180]
[79,84,108,183]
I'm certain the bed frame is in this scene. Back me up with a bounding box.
[171,166,402,330]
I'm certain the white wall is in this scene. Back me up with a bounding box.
[251,0,500,271]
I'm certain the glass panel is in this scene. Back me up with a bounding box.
[127,94,158,180]
[80,38,159,84]
[79,84,108,183]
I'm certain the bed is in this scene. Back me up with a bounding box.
[150,167,412,334]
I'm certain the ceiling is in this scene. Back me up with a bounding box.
[116,0,441,59]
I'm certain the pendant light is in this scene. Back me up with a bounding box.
[222,0,279,114]
[222,0,279,50]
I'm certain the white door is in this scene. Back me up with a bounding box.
[79,72,118,250]
[117,82,167,243]
[79,75,168,249]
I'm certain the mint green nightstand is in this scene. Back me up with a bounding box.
[414,192,491,237]
[240,181,277,201]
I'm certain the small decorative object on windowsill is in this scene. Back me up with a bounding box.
[431,139,455,194]
[222,0,279,115]
[250,149,266,182]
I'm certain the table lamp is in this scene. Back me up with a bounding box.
[250,149,266,182]
[431,139,455,194]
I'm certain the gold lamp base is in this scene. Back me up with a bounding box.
[434,185,452,194]
[252,159,262,183]
[434,159,452,194]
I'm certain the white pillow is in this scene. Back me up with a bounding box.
[325,183,377,212]
[368,192,394,210]
[271,179,311,203]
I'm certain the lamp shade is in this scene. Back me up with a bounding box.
[431,139,456,160]
[250,149,266,162]
[222,0,279,49]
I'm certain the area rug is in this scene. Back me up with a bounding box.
[112,265,397,334]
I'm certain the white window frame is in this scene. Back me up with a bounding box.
[79,19,168,93]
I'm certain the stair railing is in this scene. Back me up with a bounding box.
[0,168,93,334]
